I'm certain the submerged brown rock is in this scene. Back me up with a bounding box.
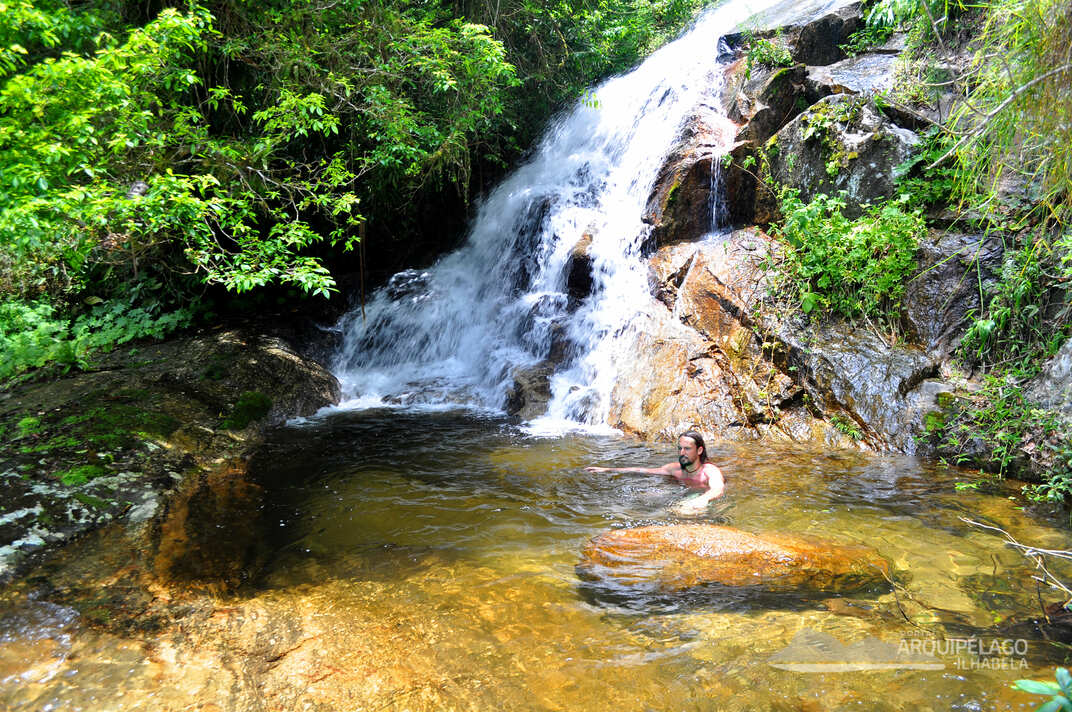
[578,524,890,594]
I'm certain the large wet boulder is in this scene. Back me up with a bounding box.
[577,524,890,594]
[771,319,940,452]
[504,362,554,420]
[724,65,824,145]
[755,94,919,220]
[805,45,902,97]
[615,228,961,451]
[563,232,595,304]
[642,105,737,248]
[608,230,849,445]
[0,329,340,583]
[724,0,863,67]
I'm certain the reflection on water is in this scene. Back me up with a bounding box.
[2,408,1072,710]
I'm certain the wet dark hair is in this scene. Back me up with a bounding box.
[679,430,707,464]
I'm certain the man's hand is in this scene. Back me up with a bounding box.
[585,466,612,473]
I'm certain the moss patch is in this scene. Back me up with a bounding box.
[221,391,273,430]
[73,492,114,509]
[58,464,109,486]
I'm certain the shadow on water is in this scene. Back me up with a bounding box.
[575,577,895,616]
[244,408,529,587]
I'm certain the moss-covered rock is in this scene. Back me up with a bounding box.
[0,329,339,582]
[755,94,919,221]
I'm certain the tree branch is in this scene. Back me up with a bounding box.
[928,63,1072,170]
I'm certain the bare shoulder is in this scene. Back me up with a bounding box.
[704,463,725,480]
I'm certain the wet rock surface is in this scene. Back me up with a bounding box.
[724,65,822,147]
[770,321,940,452]
[577,524,890,594]
[643,105,737,248]
[614,229,956,450]
[504,362,555,420]
[0,329,339,583]
[727,0,862,66]
[804,46,903,97]
[756,94,919,219]
[902,231,1004,356]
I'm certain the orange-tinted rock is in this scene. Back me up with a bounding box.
[608,230,852,445]
[577,524,889,594]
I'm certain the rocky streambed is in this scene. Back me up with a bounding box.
[0,327,339,584]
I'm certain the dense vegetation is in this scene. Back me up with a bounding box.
[762,0,1071,500]
[1,0,704,380]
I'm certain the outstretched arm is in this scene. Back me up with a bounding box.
[584,464,676,475]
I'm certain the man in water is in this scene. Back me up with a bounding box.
[585,430,725,515]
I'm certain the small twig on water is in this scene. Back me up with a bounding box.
[960,517,1072,608]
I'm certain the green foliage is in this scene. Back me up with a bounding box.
[73,492,113,509]
[0,287,195,381]
[829,414,864,440]
[1014,667,1072,711]
[959,233,1071,369]
[841,23,894,56]
[932,376,1043,471]
[947,0,1072,225]
[926,373,1072,499]
[743,31,793,78]
[221,390,272,430]
[895,127,958,209]
[57,464,109,486]
[0,3,362,300]
[0,0,116,78]
[16,416,42,438]
[775,189,925,321]
[865,0,965,38]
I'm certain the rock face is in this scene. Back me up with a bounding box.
[1028,338,1072,416]
[610,231,847,445]
[600,0,1003,455]
[902,231,1005,357]
[772,321,938,452]
[577,524,890,594]
[725,65,822,146]
[643,105,738,247]
[728,0,863,66]
[755,94,919,220]
[0,328,340,583]
[607,229,960,451]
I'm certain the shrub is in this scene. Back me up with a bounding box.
[774,189,925,322]
[0,288,195,381]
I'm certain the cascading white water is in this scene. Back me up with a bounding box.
[332,0,782,427]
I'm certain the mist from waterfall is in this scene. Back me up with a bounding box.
[332,0,781,431]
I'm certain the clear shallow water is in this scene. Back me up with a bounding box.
[250,412,1072,708]
[2,410,1071,711]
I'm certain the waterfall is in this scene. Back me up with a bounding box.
[332,0,781,429]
